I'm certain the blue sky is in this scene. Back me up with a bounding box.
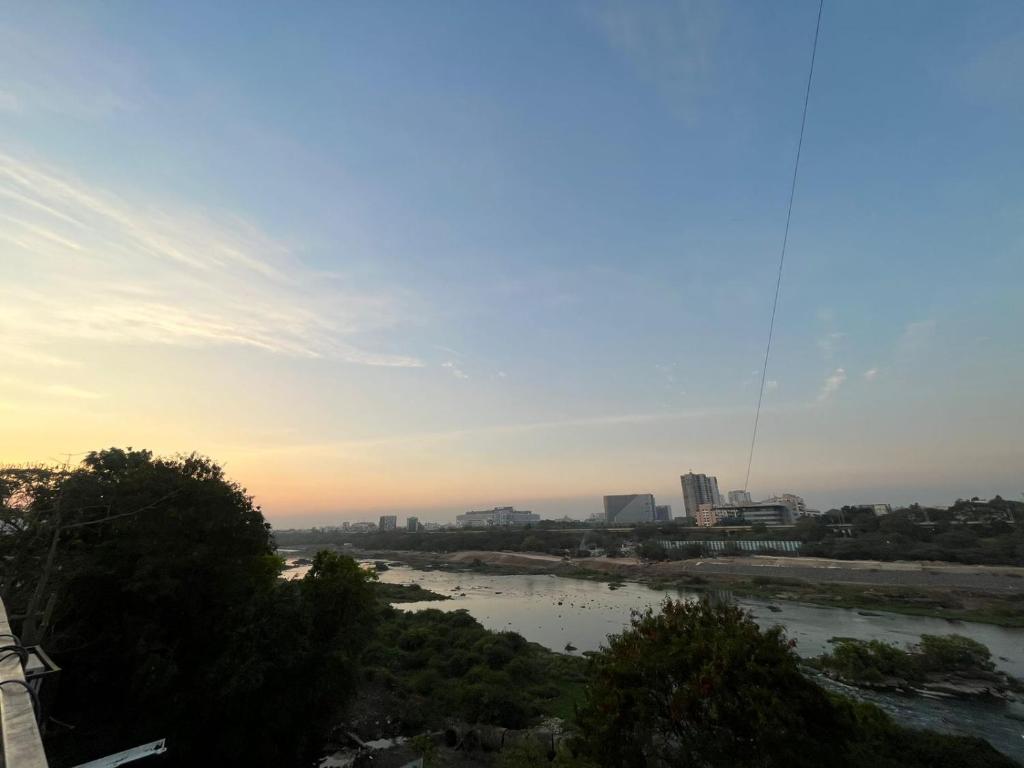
[2,0,1022,524]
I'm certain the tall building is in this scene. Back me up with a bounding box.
[604,494,656,524]
[654,504,673,522]
[681,472,721,516]
[727,489,752,505]
[378,514,398,531]
[406,516,420,531]
[456,506,540,527]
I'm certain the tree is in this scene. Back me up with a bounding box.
[573,599,847,768]
[0,449,377,767]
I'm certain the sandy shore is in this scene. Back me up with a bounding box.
[430,550,1024,595]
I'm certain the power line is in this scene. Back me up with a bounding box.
[743,0,824,493]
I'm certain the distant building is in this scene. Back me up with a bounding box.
[406,516,420,532]
[604,494,656,524]
[739,503,793,526]
[696,502,793,527]
[379,515,398,531]
[695,504,733,528]
[727,490,752,505]
[763,494,806,515]
[456,506,540,528]
[654,504,673,522]
[681,472,721,516]
[853,503,892,517]
[350,521,377,533]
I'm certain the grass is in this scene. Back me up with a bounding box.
[646,576,1024,628]
[372,581,450,603]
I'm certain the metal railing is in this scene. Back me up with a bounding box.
[0,598,49,768]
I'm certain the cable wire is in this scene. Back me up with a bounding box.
[743,0,825,493]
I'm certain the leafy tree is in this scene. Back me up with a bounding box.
[916,634,994,674]
[0,449,377,767]
[573,599,847,768]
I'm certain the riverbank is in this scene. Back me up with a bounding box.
[359,549,1024,627]
[345,578,1024,766]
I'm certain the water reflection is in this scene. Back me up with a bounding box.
[372,565,1024,761]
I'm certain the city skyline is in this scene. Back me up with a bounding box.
[2,1,1022,527]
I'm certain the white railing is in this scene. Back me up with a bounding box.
[0,598,49,768]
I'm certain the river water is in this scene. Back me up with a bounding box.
[370,564,1024,762]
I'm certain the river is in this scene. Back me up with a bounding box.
[370,563,1024,762]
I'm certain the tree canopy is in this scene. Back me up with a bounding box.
[574,599,846,768]
[0,448,378,767]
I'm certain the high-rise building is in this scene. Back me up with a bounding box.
[604,494,656,524]
[406,516,420,531]
[654,504,673,522]
[681,472,721,516]
[456,506,540,527]
[727,490,752,505]
[378,515,398,531]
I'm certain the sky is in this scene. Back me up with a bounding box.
[1,1,1022,526]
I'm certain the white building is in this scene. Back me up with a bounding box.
[763,494,806,515]
[456,506,540,527]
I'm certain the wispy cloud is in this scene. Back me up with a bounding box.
[43,384,103,400]
[899,319,936,349]
[585,0,720,117]
[817,368,847,402]
[0,21,144,118]
[0,153,422,367]
[237,402,775,456]
[863,368,879,382]
[442,361,469,380]
[817,331,845,359]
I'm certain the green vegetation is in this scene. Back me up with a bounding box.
[812,633,1022,694]
[360,606,587,730]
[646,574,1024,627]
[570,600,1017,768]
[795,498,1024,566]
[276,495,1024,567]
[0,449,379,768]
[373,581,450,603]
[4,450,1019,767]
[574,600,845,767]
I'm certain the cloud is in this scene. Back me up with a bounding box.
[863,368,878,381]
[0,21,144,118]
[43,384,103,400]
[0,153,422,367]
[817,368,846,402]
[817,331,845,359]
[442,361,469,380]
[236,402,773,456]
[585,0,720,117]
[899,319,936,347]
